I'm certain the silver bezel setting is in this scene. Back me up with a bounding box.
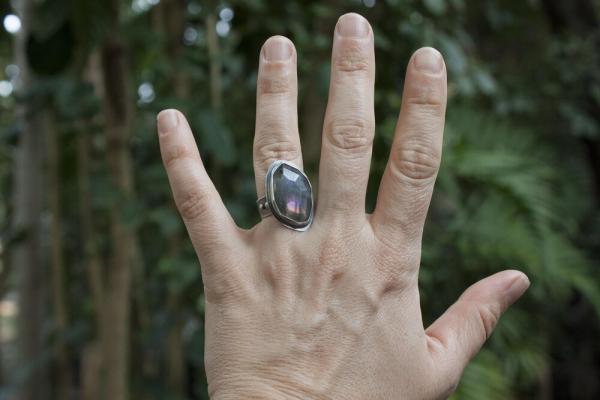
[263,160,314,231]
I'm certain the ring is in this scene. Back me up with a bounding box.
[257,160,314,231]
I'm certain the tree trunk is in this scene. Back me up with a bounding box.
[161,0,189,99]
[47,107,70,399]
[11,0,49,399]
[78,125,104,334]
[206,13,222,110]
[301,16,332,173]
[157,1,189,396]
[99,0,137,398]
[77,109,104,400]
[165,235,186,397]
[74,49,107,400]
[101,45,133,400]
[205,11,226,187]
[166,293,185,398]
[81,342,102,400]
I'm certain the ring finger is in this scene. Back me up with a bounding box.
[253,36,302,198]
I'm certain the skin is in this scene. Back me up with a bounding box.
[156,13,530,400]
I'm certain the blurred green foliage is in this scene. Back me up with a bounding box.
[1,0,600,399]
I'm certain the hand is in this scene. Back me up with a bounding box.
[156,12,529,400]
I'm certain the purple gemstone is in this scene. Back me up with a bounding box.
[272,163,312,226]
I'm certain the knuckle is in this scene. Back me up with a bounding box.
[406,85,444,108]
[192,240,255,306]
[254,140,300,169]
[206,267,253,305]
[335,43,371,73]
[326,117,374,154]
[163,144,195,168]
[437,374,461,399]
[318,241,343,272]
[314,239,346,283]
[405,76,445,109]
[376,268,411,298]
[376,247,419,284]
[177,189,211,222]
[258,72,294,95]
[372,233,419,288]
[308,231,347,271]
[475,303,501,340]
[393,138,440,182]
[262,256,294,293]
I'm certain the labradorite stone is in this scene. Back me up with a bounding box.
[272,163,312,225]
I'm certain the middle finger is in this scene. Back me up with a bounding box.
[318,13,375,222]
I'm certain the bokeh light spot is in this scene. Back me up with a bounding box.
[0,81,14,97]
[216,20,230,37]
[3,14,21,34]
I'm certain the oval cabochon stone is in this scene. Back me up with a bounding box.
[272,163,312,226]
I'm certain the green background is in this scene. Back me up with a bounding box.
[1,0,599,399]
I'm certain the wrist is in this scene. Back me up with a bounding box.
[208,379,329,400]
[210,380,304,400]
[211,388,296,400]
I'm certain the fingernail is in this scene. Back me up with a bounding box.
[413,47,444,74]
[157,109,179,135]
[337,13,369,38]
[263,36,292,62]
[506,273,530,305]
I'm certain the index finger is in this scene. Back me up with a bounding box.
[157,109,242,263]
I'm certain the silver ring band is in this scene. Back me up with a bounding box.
[257,196,272,218]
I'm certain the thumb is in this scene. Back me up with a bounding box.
[425,270,530,371]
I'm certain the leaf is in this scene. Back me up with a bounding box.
[120,199,145,228]
[194,110,237,166]
[437,33,467,74]
[423,0,447,16]
[150,207,183,236]
[452,350,512,400]
[473,68,497,95]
